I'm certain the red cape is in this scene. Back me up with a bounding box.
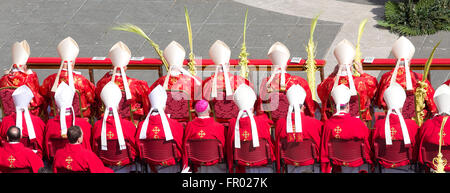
[53,143,113,173]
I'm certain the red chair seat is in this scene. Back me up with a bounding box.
[185,139,223,166]
[266,92,289,123]
[117,93,132,119]
[165,91,191,121]
[402,91,415,119]
[139,139,179,166]
[0,88,16,116]
[279,138,317,165]
[212,99,240,121]
[349,95,360,118]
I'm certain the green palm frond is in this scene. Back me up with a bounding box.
[185,7,197,75]
[238,8,250,79]
[305,13,321,101]
[112,23,169,71]
[423,40,441,81]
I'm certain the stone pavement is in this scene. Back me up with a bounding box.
[0,0,448,99]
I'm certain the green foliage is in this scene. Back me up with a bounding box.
[378,0,449,36]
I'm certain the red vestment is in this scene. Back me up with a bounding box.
[39,70,96,118]
[0,142,44,173]
[275,112,323,172]
[95,72,150,121]
[375,67,437,115]
[44,114,93,159]
[53,143,113,173]
[202,72,253,124]
[260,73,316,117]
[372,114,419,168]
[150,74,201,102]
[0,112,45,158]
[136,114,184,166]
[182,117,225,167]
[418,115,450,171]
[202,72,253,101]
[320,113,372,173]
[0,71,44,116]
[226,114,275,173]
[317,72,377,121]
[444,79,450,86]
[91,116,138,166]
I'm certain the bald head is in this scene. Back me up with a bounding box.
[7,126,21,142]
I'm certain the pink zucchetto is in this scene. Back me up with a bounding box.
[195,100,209,113]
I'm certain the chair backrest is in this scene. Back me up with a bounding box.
[421,142,450,170]
[165,90,191,121]
[211,91,240,121]
[72,89,83,118]
[348,95,361,118]
[139,139,178,165]
[0,167,33,173]
[279,138,317,164]
[266,92,289,123]
[47,138,69,160]
[185,139,223,165]
[117,90,132,119]
[0,87,17,117]
[234,138,271,166]
[328,138,365,163]
[95,139,131,166]
[374,139,411,163]
[402,91,415,119]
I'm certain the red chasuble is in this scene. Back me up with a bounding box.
[317,72,377,121]
[39,70,96,118]
[275,112,323,172]
[0,142,44,173]
[95,72,150,121]
[44,115,93,158]
[182,117,225,167]
[260,73,316,117]
[0,71,44,116]
[0,112,45,158]
[135,114,184,166]
[320,113,372,173]
[91,116,138,166]
[202,72,253,101]
[375,67,437,115]
[372,113,419,168]
[149,74,202,105]
[53,143,113,173]
[418,115,450,171]
[226,114,275,173]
